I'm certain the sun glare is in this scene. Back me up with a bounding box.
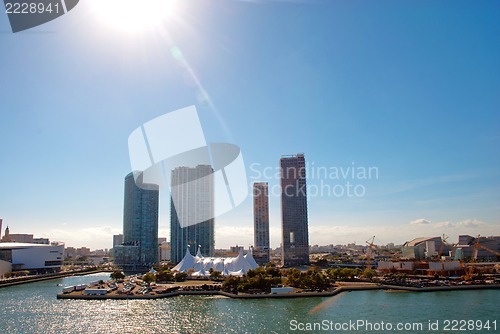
[93,0,177,33]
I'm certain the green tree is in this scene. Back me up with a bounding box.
[265,266,282,278]
[110,270,125,280]
[285,268,302,288]
[222,276,241,291]
[156,270,174,282]
[210,270,222,280]
[362,269,377,281]
[174,272,188,282]
[143,272,156,285]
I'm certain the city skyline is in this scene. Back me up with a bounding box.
[0,1,499,250]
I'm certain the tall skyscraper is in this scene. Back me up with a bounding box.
[280,153,309,266]
[114,172,159,270]
[253,182,270,265]
[170,165,215,263]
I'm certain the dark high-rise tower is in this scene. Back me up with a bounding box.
[253,182,270,265]
[280,153,309,266]
[170,165,215,263]
[114,172,159,270]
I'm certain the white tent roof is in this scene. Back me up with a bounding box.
[193,258,204,272]
[244,248,259,268]
[191,268,209,277]
[227,269,244,277]
[173,247,259,276]
[213,258,225,272]
[195,246,203,259]
[173,247,196,272]
[202,258,215,271]
[225,248,254,274]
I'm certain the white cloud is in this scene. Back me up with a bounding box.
[432,219,485,229]
[49,225,121,249]
[410,218,431,225]
[456,219,485,228]
[434,221,454,228]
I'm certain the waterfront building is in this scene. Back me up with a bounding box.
[170,165,215,263]
[402,237,449,260]
[455,235,500,260]
[280,154,309,266]
[114,172,159,271]
[253,182,270,265]
[0,242,65,276]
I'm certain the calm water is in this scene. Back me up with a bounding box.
[0,273,498,334]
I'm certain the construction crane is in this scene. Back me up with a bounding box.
[464,236,481,281]
[436,234,449,259]
[365,236,377,270]
[464,235,500,281]
[476,243,500,257]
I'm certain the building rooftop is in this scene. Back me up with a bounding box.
[0,242,61,249]
[404,237,439,247]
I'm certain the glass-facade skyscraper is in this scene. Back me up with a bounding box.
[253,182,270,265]
[114,172,159,271]
[280,153,309,266]
[170,165,215,263]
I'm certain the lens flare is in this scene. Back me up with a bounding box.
[92,0,177,33]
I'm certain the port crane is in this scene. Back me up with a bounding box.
[365,236,377,270]
[436,234,449,259]
[464,235,500,281]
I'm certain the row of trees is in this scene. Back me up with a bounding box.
[222,266,283,293]
[222,266,336,293]
[110,269,189,285]
[110,265,379,290]
[325,268,377,281]
[3,270,30,278]
[284,267,329,290]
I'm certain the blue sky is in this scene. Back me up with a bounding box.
[0,0,499,249]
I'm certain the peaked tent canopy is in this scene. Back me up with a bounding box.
[172,247,196,272]
[244,248,259,268]
[173,247,259,276]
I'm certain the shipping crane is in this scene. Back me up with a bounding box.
[365,236,377,270]
[436,234,449,259]
[464,235,500,281]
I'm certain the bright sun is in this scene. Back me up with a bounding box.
[93,0,177,33]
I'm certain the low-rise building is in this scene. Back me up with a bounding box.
[0,242,65,276]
